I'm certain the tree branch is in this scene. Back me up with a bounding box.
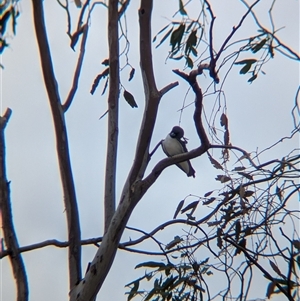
[240,0,300,61]
[225,237,295,301]
[69,1,167,299]
[0,237,103,258]
[0,109,29,301]
[215,0,261,63]
[126,0,161,183]
[31,0,81,288]
[63,24,89,112]
[173,65,210,148]
[104,0,120,232]
[159,81,179,96]
[204,0,219,82]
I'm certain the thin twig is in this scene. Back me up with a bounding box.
[215,0,261,63]
[63,24,89,112]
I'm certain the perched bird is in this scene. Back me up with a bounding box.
[162,126,195,177]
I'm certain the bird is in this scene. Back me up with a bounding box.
[162,126,195,177]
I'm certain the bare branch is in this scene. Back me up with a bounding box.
[204,0,218,82]
[126,0,161,183]
[0,110,28,301]
[0,237,103,258]
[215,0,261,64]
[159,81,179,96]
[291,86,300,130]
[31,0,81,288]
[118,0,130,18]
[104,0,120,232]
[173,65,210,148]
[149,140,163,157]
[0,108,12,128]
[57,0,72,38]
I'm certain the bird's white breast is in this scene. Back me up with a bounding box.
[162,135,184,156]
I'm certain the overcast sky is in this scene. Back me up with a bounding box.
[1,0,299,300]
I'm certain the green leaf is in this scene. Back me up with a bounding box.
[11,7,18,35]
[153,24,170,42]
[135,261,166,269]
[190,46,197,57]
[220,113,228,128]
[215,175,231,183]
[101,77,109,95]
[208,155,223,170]
[185,30,197,55]
[145,288,156,301]
[170,23,185,52]
[233,166,246,171]
[244,190,254,197]
[239,63,252,74]
[199,257,209,265]
[235,238,246,255]
[170,55,184,60]
[185,56,193,68]
[203,197,216,205]
[156,28,173,49]
[252,38,267,53]
[204,191,213,197]
[235,59,257,65]
[248,73,257,83]
[296,255,300,269]
[161,275,178,290]
[74,0,81,7]
[269,43,275,58]
[0,10,11,36]
[90,68,109,95]
[235,220,241,241]
[173,200,185,219]
[235,59,257,74]
[165,236,183,250]
[179,0,188,15]
[123,90,138,108]
[266,281,276,299]
[269,260,283,277]
[224,129,230,145]
[181,201,199,213]
[102,58,109,66]
[127,280,139,301]
[128,67,135,81]
[217,228,223,249]
[292,240,300,250]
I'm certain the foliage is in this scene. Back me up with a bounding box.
[0,0,19,57]
[126,151,300,300]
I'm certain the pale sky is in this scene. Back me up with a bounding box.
[1,0,299,300]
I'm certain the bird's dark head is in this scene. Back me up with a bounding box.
[170,126,184,138]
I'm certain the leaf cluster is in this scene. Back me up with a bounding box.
[126,257,212,301]
[0,0,19,57]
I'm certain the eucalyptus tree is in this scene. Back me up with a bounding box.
[0,0,299,301]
